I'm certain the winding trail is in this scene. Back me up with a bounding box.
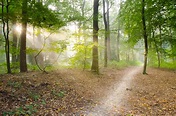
[87,67,142,115]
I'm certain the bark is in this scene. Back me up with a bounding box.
[142,0,148,74]
[106,0,110,61]
[91,0,99,73]
[103,0,110,67]
[103,0,108,67]
[2,0,11,73]
[169,28,175,62]
[117,29,120,62]
[152,31,160,68]
[20,0,28,72]
[158,24,162,65]
[116,0,121,62]
[12,20,18,63]
[82,0,87,70]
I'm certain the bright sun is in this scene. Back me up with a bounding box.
[15,24,22,33]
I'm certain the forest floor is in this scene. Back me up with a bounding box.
[0,66,176,116]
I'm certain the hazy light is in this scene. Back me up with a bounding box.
[15,24,22,33]
[67,23,79,33]
[48,5,57,10]
[87,67,142,115]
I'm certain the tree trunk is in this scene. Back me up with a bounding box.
[2,0,11,73]
[169,28,175,62]
[103,0,110,67]
[106,0,111,61]
[82,0,87,70]
[152,31,160,68]
[142,0,148,74]
[117,29,120,62]
[103,0,108,67]
[12,20,18,63]
[20,0,28,72]
[116,0,121,62]
[158,24,162,65]
[91,0,99,73]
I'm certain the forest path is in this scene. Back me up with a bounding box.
[87,66,142,115]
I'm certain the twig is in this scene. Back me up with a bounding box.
[34,32,54,73]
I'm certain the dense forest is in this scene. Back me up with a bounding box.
[0,0,176,115]
[0,0,176,74]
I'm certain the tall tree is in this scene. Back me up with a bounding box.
[1,0,11,73]
[103,0,108,67]
[103,0,110,67]
[116,0,121,62]
[20,0,28,72]
[12,20,18,63]
[91,0,99,73]
[142,0,148,74]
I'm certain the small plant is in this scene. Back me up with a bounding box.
[41,99,46,105]
[25,104,37,115]
[28,92,40,101]
[3,104,37,116]
[7,81,22,88]
[51,90,65,98]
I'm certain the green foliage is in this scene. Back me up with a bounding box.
[11,62,20,73]
[7,81,22,89]
[28,2,65,29]
[0,62,7,74]
[109,60,142,69]
[160,61,176,69]
[69,41,93,69]
[47,40,68,53]
[27,64,39,71]
[119,0,176,69]
[3,104,37,116]
[26,47,38,54]
[28,92,40,101]
[149,60,176,69]
[51,90,65,98]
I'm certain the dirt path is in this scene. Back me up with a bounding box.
[86,67,142,115]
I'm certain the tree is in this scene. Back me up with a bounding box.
[91,0,99,73]
[103,0,110,67]
[20,0,28,72]
[12,20,18,63]
[141,0,148,74]
[1,0,11,73]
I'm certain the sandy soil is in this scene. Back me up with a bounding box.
[0,67,175,115]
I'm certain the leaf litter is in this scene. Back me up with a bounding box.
[0,67,175,115]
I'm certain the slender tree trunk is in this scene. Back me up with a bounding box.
[2,0,11,73]
[152,31,160,68]
[158,24,162,64]
[115,0,122,62]
[91,0,99,73]
[12,20,18,63]
[106,0,111,61]
[103,0,110,67]
[20,0,28,72]
[142,0,148,74]
[81,0,87,70]
[117,29,120,62]
[116,0,121,62]
[169,28,175,62]
[103,0,108,67]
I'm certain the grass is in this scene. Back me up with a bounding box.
[109,60,142,69]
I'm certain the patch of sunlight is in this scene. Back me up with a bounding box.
[87,67,142,115]
[15,24,22,33]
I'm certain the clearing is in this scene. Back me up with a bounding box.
[0,67,176,115]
